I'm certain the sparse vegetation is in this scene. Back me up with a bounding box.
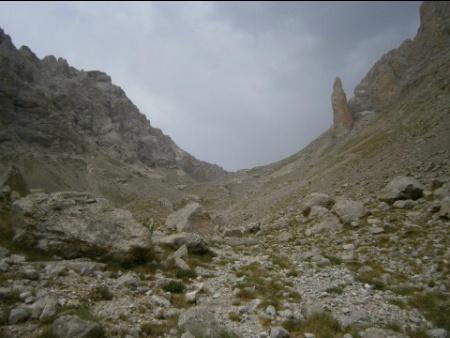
[408,292,450,330]
[281,312,359,338]
[234,262,301,310]
[176,268,197,280]
[89,285,114,301]
[325,284,346,295]
[162,280,186,294]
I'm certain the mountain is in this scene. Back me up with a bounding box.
[0,2,449,338]
[217,0,450,228]
[0,28,226,205]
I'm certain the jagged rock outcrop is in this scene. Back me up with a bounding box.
[0,28,226,182]
[332,77,353,137]
[348,1,450,114]
[10,191,151,262]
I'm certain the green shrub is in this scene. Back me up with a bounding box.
[162,280,186,294]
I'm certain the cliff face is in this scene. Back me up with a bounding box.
[0,29,226,182]
[349,1,450,114]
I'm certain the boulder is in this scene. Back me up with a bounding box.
[11,192,151,262]
[309,206,329,218]
[270,326,290,338]
[51,315,105,338]
[31,294,59,322]
[9,307,31,324]
[157,232,208,254]
[333,197,369,224]
[306,213,342,235]
[115,273,141,288]
[166,202,211,234]
[439,197,450,219]
[379,176,424,203]
[178,306,224,338]
[302,193,334,216]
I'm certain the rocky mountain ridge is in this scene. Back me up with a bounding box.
[0,28,226,183]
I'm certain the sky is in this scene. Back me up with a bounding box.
[0,1,421,170]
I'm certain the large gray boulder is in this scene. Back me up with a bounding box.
[333,197,369,224]
[165,202,211,234]
[178,306,227,338]
[51,315,105,338]
[379,176,424,203]
[11,192,151,262]
[302,193,334,216]
[306,213,342,236]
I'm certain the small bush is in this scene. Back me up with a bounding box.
[176,268,197,280]
[282,312,345,338]
[228,312,241,322]
[325,284,345,295]
[141,322,167,336]
[162,280,186,294]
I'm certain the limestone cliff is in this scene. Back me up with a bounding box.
[0,28,226,182]
[348,1,450,114]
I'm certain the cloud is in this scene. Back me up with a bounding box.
[0,1,421,170]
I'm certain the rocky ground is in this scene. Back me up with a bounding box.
[0,174,448,338]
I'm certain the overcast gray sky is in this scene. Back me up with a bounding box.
[0,1,421,170]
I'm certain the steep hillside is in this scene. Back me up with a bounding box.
[0,28,226,206]
[217,1,450,228]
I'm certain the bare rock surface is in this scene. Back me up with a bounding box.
[11,191,151,262]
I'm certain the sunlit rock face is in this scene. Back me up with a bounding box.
[348,1,450,114]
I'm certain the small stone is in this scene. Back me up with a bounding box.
[304,334,315,338]
[427,328,449,338]
[186,290,200,303]
[150,295,171,308]
[0,261,9,272]
[393,200,415,209]
[270,326,290,338]
[181,332,195,338]
[370,227,384,234]
[265,305,277,317]
[0,246,10,258]
[115,273,140,288]
[175,257,190,271]
[23,268,40,280]
[173,245,188,259]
